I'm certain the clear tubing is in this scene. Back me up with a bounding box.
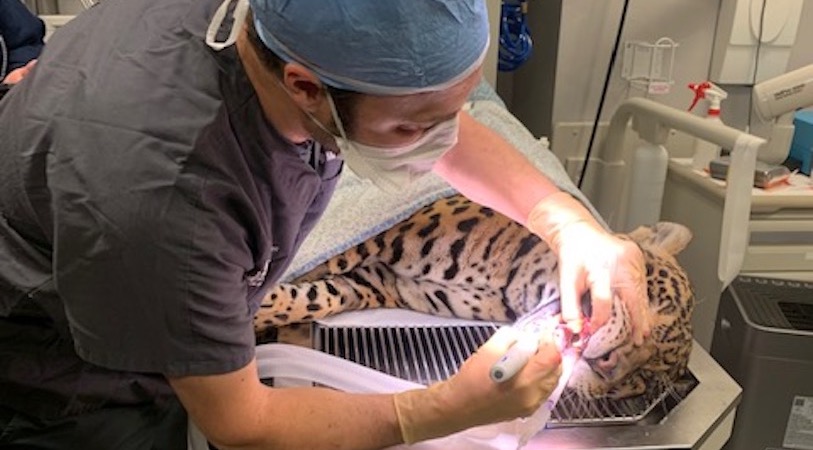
[255,343,423,393]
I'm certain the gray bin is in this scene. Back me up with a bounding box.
[711,276,813,450]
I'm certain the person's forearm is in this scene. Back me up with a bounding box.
[174,329,563,449]
[433,111,561,225]
[171,360,403,450]
[225,387,402,450]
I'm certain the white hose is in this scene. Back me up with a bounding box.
[255,343,423,393]
[718,134,762,287]
[254,343,555,450]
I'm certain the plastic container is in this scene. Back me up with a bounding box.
[688,81,728,172]
[789,110,813,175]
[625,141,669,230]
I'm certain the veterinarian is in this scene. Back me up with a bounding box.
[0,0,650,448]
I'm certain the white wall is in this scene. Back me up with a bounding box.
[553,0,720,124]
[535,0,720,167]
[504,0,813,169]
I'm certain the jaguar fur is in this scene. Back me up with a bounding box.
[255,194,695,400]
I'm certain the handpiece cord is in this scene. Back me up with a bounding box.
[745,0,767,135]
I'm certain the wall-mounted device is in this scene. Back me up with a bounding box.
[710,0,804,85]
[751,64,813,164]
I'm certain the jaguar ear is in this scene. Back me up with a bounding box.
[628,222,692,256]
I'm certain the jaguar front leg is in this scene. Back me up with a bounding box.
[254,263,404,335]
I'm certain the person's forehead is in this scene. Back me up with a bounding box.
[355,68,482,122]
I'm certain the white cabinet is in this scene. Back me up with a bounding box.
[660,158,813,350]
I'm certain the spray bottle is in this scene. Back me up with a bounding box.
[688,81,728,172]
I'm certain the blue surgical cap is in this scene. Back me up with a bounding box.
[248,0,490,95]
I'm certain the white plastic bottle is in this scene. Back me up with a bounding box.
[688,81,728,172]
[625,141,669,231]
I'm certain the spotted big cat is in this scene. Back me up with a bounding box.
[255,194,695,400]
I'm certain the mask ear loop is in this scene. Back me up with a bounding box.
[324,91,350,143]
[206,0,250,51]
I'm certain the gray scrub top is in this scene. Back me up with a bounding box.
[0,0,341,418]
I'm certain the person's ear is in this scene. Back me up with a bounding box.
[281,63,325,114]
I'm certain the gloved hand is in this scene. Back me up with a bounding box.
[393,327,562,444]
[526,192,651,344]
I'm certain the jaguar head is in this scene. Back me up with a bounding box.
[566,222,695,400]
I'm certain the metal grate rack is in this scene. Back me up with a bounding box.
[312,320,695,426]
[314,323,495,386]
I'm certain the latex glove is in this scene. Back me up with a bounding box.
[526,192,650,344]
[393,327,562,444]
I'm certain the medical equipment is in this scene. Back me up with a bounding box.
[751,64,813,164]
[688,81,728,172]
[490,333,539,383]
[490,325,581,383]
[490,288,585,384]
[711,275,813,450]
[752,64,813,122]
[708,156,791,189]
[498,0,532,72]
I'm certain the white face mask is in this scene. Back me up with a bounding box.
[323,93,460,195]
[205,0,249,51]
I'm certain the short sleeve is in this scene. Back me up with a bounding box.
[53,169,258,377]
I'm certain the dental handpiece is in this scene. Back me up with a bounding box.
[490,325,579,383]
[489,333,539,383]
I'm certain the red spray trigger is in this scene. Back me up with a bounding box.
[688,81,711,112]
